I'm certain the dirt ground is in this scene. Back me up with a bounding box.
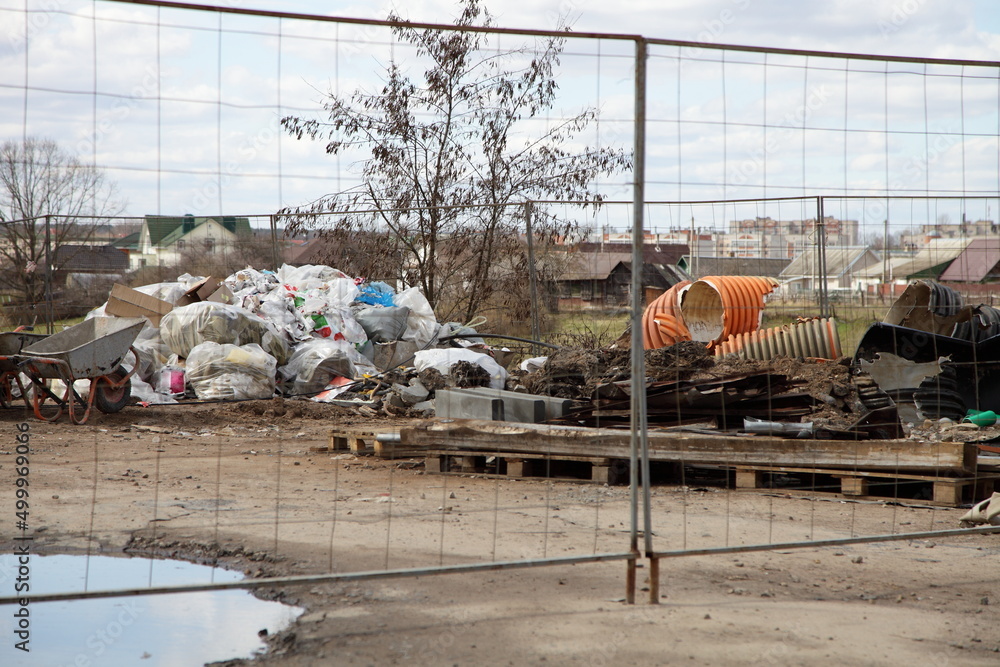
[2,400,999,666]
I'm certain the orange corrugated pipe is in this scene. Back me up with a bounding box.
[715,317,841,360]
[680,276,779,346]
[642,280,692,349]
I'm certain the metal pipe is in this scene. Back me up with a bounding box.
[101,1,1000,68]
[269,213,279,270]
[816,196,828,318]
[648,556,660,604]
[628,38,648,579]
[647,525,1000,559]
[436,333,560,350]
[633,38,654,560]
[0,551,636,605]
[44,214,53,334]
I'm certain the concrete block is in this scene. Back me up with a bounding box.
[435,389,504,421]
[459,387,574,422]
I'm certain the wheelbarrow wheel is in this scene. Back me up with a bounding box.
[95,367,131,414]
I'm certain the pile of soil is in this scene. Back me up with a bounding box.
[225,397,359,423]
[645,341,715,380]
[520,343,713,399]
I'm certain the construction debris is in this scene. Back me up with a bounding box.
[86,265,510,408]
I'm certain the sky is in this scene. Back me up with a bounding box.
[0,0,998,238]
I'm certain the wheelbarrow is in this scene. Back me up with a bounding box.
[17,317,146,424]
[0,330,48,409]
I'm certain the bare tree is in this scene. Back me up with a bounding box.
[281,0,630,323]
[0,137,126,309]
[177,230,277,278]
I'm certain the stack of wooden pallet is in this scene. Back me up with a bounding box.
[399,419,997,506]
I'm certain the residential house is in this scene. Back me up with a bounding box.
[851,239,971,295]
[938,239,1000,283]
[127,214,253,270]
[678,255,791,279]
[554,244,690,310]
[53,245,130,289]
[899,218,999,250]
[779,246,881,293]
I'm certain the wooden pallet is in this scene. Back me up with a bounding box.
[401,420,979,472]
[730,464,1000,506]
[424,449,645,484]
[317,428,425,459]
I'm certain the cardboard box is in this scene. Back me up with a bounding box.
[205,284,235,305]
[175,276,225,306]
[106,284,173,327]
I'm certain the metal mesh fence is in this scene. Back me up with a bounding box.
[0,0,999,647]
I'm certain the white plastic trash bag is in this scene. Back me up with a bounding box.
[159,301,290,364]
[275,264,352,294]
[414,348,507,389]
[130,376,178,405]
[280,338,377,396]
[130,327,175,381]
[185,342,277,400]
[395,287,439,348]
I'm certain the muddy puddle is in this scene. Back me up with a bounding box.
[1,554,301,666]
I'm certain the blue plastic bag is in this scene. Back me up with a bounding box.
[356,281,396,307]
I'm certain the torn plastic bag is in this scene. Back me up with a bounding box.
[395,287,439,348]
[280,338,377,396]
[227,267,279,297]
[414,348,507,389]
[438,322,485,347]
[256,291,312,342]
[304,307,367,344]
[356,281,396,307]
[130,327,175,381]
[185,342,277,400]
[159,301,290,364]
[354,306,411,343]
[130,375,178,405]
[275,264,351,293]
[520,356,548,373]
[295,275,361,311]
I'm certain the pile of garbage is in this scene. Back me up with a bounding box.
[854,279,1000,428]
[92,265,509,408]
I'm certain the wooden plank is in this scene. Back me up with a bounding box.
[400,420,975,472]
[424,449,616,482]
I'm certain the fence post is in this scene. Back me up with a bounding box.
[629,36,653,603]
[816,197,828,318]
[524,201,541,354]
[269,213,280,270]
[44,214,53,333]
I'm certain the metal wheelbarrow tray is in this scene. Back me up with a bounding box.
[18,317,146,424]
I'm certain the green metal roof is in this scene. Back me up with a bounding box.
[144,215,252,247]
[111,231,141,250]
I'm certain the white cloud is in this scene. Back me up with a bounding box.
[0,0,996,225]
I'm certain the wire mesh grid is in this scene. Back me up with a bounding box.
[0,0,999,634]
